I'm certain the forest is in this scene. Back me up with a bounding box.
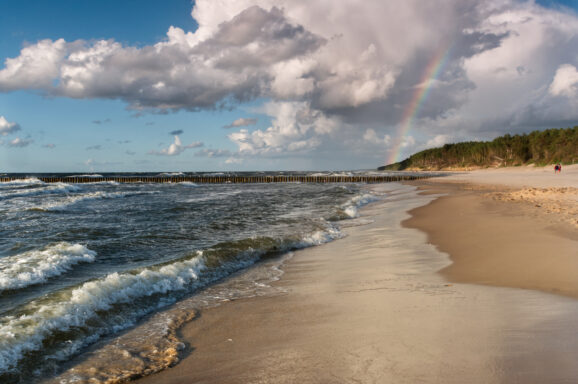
[380,126,578,171]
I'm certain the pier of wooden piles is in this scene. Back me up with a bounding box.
[0,175,432,184]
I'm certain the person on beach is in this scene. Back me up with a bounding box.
[555,164,561,173]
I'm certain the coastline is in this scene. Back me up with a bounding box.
[403,164,577,298]
[131,169,578,384]
[404,181,578,299]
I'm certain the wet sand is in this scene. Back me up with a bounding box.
[405,164,578,298]
[134,170,578,384]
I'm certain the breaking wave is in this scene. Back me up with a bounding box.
[0,178,45,187]
[0,243,96,292]
[0,224,342,377]
[0,183,80,199]
[29,191,138,211]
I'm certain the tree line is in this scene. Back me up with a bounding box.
[380,126,578,170]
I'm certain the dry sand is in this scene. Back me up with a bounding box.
[404,164,578,299]
[134,167,578,384]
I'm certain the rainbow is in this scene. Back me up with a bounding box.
[386,46,451,165]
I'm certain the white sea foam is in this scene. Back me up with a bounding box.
[185,190,241,203]
[65,174,104,178]
[89,181,120,185]
[158,172,185,177]
[0,178,45,187]
[30,191,133,211]
[178,182,198,187]
[0,221,346,375]
[0,183,80,199]
[341,193,382,218]
[0,243,96,292]
[309,172,354,177]
[299,224,344,246]
[0,253,206,373]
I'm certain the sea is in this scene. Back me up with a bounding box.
[0,171,416,383]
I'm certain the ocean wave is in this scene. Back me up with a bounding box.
[157,172,185,177]
[0,243,96,292]
[0,183,80,199]
[0,178,45,188]
[178,182,198,187]
[309,172,354,177]
[0,253,207,374]
[185,190,242,203]
[87,180,120,185]
[0,224,343,377]
[340,192,382,218]
[29,191,135,211]
[65,174,104,178]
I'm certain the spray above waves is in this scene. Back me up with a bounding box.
[0,243,96,292]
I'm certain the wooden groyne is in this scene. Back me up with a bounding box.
[0,174,433,184]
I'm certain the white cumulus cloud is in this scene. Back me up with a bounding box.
[223,117,258,129]
[0,116,21,136]
[6,137,33,148]
[1,0,578,166]
[149,135,204,156]
[549,64,578,97]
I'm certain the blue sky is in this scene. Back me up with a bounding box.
[1,0,578,172]
[0,0,258,172]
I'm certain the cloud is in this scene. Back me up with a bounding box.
[169,129,184,135]
[85,158,122,170]
[0,6,324,112]
[125,150,136,155]
[195,148,233,157]
[227,101,337,155]
[0,39,67,90]
[363,128,391,146]
[92,118,111,125]
[223,117,257,128]
[549,64,578,97]
[86,145,103,150]
[426,134,451,148]
[6,137,34,148]
[2,1,578,166]
[43,143,56,149]
[0,116,21,136]
[149,135,204,156]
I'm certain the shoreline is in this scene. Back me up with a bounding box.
[404,181,578,299]
[132,171,578,384]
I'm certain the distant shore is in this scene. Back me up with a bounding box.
[132,165,578,383]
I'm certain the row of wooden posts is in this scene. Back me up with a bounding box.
[0,174,432,184]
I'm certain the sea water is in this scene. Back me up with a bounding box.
[0,172,388,383]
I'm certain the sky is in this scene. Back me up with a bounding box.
[1,0,578,172]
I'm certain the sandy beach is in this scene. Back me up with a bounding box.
[405,164,578,300]
[128,165,578,384]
